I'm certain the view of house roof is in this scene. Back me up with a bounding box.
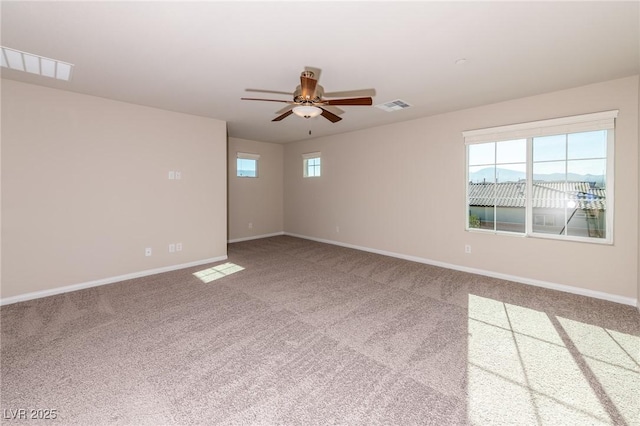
[468,181,606,210]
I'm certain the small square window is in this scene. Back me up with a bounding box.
[302,152,321,178]
[237,152,259,178]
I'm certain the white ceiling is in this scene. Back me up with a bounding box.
[1,1,638,144]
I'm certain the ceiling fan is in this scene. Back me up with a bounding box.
[241,68,375,123]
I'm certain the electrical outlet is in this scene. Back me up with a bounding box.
[175,171,181,180]
[336,226,340,233]
[168,171,175,180]
[169,243,175,253]
[248,222,253,229]
[465,245,472,254]
[176,243,182,252]
[145,247,152,256]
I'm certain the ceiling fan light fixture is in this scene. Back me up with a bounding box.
[292,105,322,119]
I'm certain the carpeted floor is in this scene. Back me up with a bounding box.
[1,235,639,425]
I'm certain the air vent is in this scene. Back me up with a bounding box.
[1,46,74,81]
[375,99,412,112]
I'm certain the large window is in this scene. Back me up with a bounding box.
[237,152,259,178]
[464,110,617,244]
[303,152,321,178]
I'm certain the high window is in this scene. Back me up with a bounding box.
[303,152,321,178]
[464,110,617,244]
[236,152,259,178]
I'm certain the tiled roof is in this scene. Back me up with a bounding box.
[468,181,606,210]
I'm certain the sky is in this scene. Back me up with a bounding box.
[468,131,607,177]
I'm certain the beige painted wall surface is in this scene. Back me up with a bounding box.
[1,79,227,299]
[284,76,639,301]
[228,137,283,241]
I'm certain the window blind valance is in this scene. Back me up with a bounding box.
[237,152,260,160]
[302,151,321,159]
[462,110,618,144]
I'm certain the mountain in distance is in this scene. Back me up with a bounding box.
[470,168,524,183]
[469,167,605,185]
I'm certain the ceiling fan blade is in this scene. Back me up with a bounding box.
[245,88,292,96]
[320,107,342,123]
[322,97,373,106]
[241,97,293,103]
[322,105,345,116]
[272,110,294,122]
[300,76,318,100]
[275,105,294,114]
[324,88,376,98]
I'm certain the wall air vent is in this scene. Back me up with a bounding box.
[375,99,412,112]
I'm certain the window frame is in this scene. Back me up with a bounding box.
[236,152,260,178]
[302,152,321,178]
[463,110,617,245]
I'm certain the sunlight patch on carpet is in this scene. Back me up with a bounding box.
[557,317,640,424]
[467,294,638,425]
[193,263,245,283]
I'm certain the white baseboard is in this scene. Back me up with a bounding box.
[0,256,228,306]
[228,231,284,243]
[284,232,638,307]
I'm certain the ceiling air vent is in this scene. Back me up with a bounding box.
[375,99,412,112]
[1,46,74,81]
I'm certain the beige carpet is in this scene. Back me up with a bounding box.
[1,235,639,425]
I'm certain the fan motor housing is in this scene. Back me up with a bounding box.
[293,84,324,104]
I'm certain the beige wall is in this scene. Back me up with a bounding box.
[0,82,3,298]
[228,137,283,241]
[284,76,639,302]
[1,79,227,300]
